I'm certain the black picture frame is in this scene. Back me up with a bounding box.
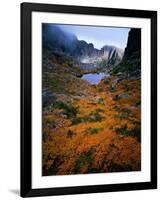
[21,2,157,197]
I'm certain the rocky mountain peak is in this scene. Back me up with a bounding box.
[43,24,124,68]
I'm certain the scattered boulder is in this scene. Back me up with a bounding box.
[112,78,119,87]
[96,97,105,105]
[42,90,56,108]
[118,93,129,99]
[113,93,129,101]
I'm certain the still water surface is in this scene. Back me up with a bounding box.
[81,72,110,85]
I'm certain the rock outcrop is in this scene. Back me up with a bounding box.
[123,28,141,63]
[122,28,141,75]
[110,28,141,77]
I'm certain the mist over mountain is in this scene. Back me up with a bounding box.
[43,24,77,55]
[42,24,124,68]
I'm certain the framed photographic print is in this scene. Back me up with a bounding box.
[21,2,157,197]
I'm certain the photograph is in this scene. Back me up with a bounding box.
[42,23,141,176]
[20,3,157,197]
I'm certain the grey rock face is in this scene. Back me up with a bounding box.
[100,45,123,66]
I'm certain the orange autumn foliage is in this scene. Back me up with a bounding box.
[43,75,141,175]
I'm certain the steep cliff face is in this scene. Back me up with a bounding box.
[123,29,141,62]
[100,45,123,66]
[42,24,123,68]
[122,28,141,70]
[111,28,141,76]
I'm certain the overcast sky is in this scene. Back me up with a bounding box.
[58,24,130,50]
